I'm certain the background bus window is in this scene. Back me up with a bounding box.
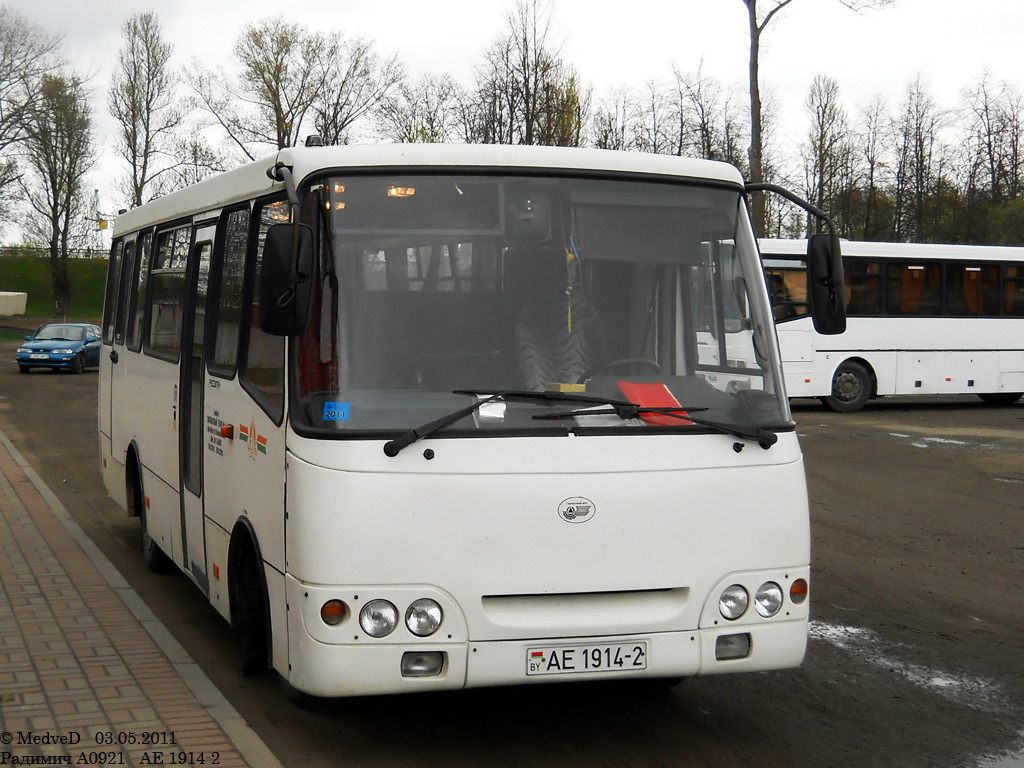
[844,259,882,315]
[945,263,999,316]
[147,227,191,360]
[242,200,286,421]
[887,262,941,315]
[209,208,248,377]
[764,261,808,321]
[1005,265,1024,316]
[127,232,153,352]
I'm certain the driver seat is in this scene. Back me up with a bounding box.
[514,289,607,391]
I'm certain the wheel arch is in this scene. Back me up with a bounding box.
[227,516,274,671]
[124,440,143,519]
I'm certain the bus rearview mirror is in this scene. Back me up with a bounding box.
[807,233,847,336]
[259,222,314,336]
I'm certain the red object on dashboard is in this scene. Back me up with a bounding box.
[616,381,692,426]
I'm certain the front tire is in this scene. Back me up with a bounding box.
[822,360,872,413]
[18,365,29,374]
[235,542,270,676]
[70,353,85,374]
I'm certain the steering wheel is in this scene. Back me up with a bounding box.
[577,358,662,383]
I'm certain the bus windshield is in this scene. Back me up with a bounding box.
[292,174,790,437]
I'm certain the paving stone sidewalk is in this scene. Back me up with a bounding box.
[0,427,282,768]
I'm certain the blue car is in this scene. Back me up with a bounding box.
[16,323,102,374]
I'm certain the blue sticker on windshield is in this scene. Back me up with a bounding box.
[323,402,350,421]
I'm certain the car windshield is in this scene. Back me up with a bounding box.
[292,173,790,437]
[35,325,84,341]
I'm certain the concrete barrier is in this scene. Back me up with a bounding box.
[0,292,28,317]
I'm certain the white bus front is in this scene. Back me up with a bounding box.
[277,166,812,696]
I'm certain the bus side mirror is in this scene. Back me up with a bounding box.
[259,222,314,336]
[807,233,846,336]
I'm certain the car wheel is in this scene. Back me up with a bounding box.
[71,353,85,375]
[822,360,872,413]
[18,365,30,374]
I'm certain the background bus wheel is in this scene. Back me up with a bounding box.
[822,360,872,413]
[977,392,1023,405]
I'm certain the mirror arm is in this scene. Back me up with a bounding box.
[745,182,841,279]
[267,162,303,291]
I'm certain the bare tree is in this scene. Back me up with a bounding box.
[632,78,673,155]
[188,18,332,160]
[740,0,894,234]
[890,76,944,241]
[20,72,94,314]
[801,75,850,232]
[590,87,635,150]
[0,7,59,218]
[375,74,464,143]
[109,12,180,208]
[470,0,588,146]
[313,34,403,145]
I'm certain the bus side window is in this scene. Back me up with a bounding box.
[146,226,191,362]
[113,239,136,345]
[102,240,124,345]
[127,232,153,352]
[241,199,287,423]
[208,207,249,378]
[945,263,999,316]
[1003,265,1024,316]
[844,259,882,316]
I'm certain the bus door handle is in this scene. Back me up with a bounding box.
[109,349,119,364]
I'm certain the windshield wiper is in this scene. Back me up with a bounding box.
[533,406,778,449]
[382,389,642,457]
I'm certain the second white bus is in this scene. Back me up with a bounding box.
[762,238,1024,411]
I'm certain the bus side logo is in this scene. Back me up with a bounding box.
[558,497,595,524]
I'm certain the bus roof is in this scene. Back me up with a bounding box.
[759,237,1024,262]
[112,143,745,237]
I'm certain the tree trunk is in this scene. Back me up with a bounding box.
[746,1,766,235]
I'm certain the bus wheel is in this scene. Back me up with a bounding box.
[130,460,173,573]
[237,545,270,676]
[977,392,1023,405]
[822,361,872,413]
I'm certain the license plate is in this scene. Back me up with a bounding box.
[526,641,648,676]
[30,354,49,360]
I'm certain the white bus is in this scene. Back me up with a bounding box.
[762,238,1024,411]
[98,144,844,698]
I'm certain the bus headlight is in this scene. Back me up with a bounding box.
[359,600,398,638]
[754,582,784,618]
[719,584,749,620]
[405,599,443,637]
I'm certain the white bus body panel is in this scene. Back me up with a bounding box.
[282,431,811,696]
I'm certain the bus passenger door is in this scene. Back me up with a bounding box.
[179,223,216,591]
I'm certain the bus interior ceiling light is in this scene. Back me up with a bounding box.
[387,186,415,197]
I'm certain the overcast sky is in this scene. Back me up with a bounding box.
[5,0,1024,243]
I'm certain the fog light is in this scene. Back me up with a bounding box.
[719,584,749,620]
[320,599,348,626]
[754,582,783,618]
[359,600,398,638]
[715,633,751,661]
[401,651,445,678]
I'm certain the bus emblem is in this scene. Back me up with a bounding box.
[558,497,595,524]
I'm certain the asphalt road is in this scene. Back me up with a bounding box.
[1,330,1022,768]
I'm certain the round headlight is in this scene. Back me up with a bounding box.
[754,582,784,618]
[405,599,443,637]
[359,599,398,638]
[719,584,749,620]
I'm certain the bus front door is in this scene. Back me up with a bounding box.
[178,223,215,592]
